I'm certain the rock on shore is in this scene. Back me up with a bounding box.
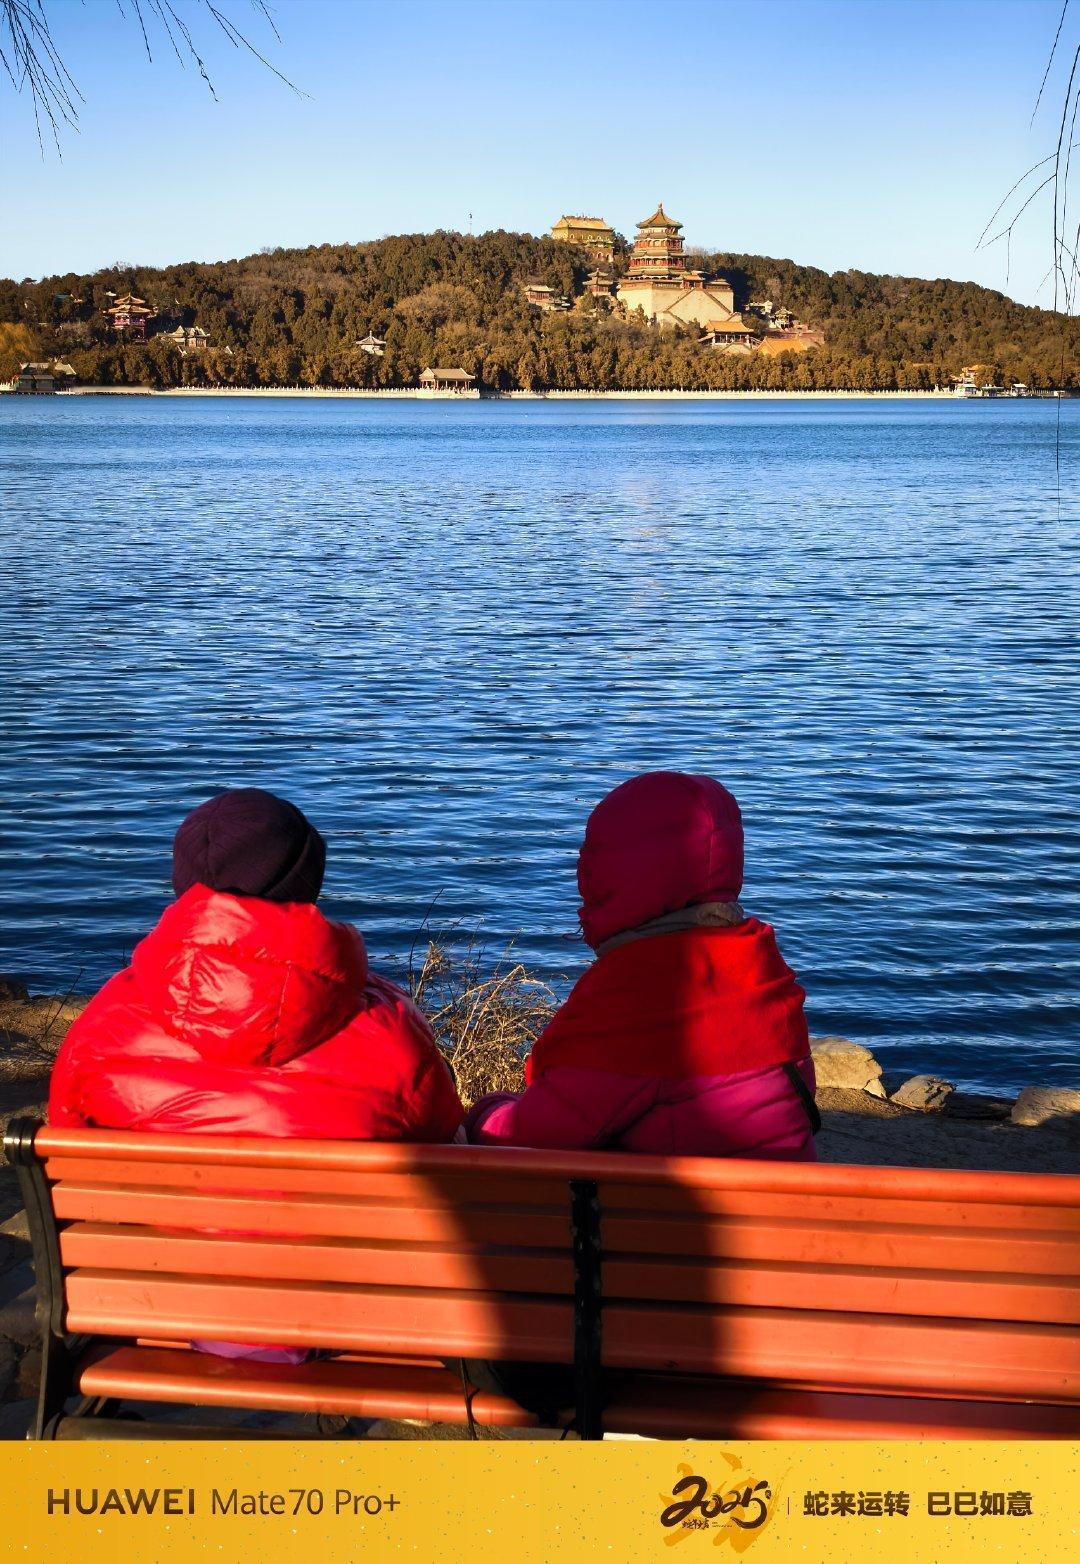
[809,1038,1078,1174]
[1010,1085,1080,1127]
[807,1036,886,1095]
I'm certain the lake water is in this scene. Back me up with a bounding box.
[1,395,1077,1094]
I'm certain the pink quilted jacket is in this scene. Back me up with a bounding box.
[468,1056,817,1161]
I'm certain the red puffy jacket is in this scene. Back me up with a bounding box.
[49,884,463,1141]
[469,772,815,1159]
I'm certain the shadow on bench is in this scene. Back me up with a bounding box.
[4,1118,1078,1440]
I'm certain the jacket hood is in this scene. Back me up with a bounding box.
[131,885,368,1066]
[577,771,744,949]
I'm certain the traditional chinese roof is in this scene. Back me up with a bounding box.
[703,315,756,334]
[107,293,153,316]
[553,215,613,231]
[419,367,476,382]
[637,203,681,231]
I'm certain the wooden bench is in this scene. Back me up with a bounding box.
[4,1116,1078,1440]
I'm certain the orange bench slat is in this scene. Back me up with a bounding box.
[75,1346,1080,1440]
[34,1127,1079,1207]
[601,1302,1079,1401]
[602,1254,1076,1323]
[64,1269,574,1361]
[604,1213,1079,1274]
[51,1183,571,1248]
[78,1346,535,1427]
[60,1225,574,1297]
[42,1156,572,1207]
[602,1379,1080,1440]
[600,1187,1080,1234]
[56,1221,1078,1325]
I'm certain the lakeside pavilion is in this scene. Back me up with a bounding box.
[418,367,478,394]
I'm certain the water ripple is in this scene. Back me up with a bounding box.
[0,397,1077,1093]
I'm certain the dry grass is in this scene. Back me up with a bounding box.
[0,992,86,1084]
[408,935,559,1108]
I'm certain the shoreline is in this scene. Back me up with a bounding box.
[47,386,968,401]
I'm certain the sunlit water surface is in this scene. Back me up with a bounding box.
[1,396,1077,1093]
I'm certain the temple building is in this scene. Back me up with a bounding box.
[13,363,56,394]
[585,264,616,301]
[165,325,210,353]
[616,204,737,329]
[523,281,571,312]
[104,293,153,340]
[551,215,616,263]
[699,316,759,353]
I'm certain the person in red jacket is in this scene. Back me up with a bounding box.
[49,788,464,1372]
[461,770,816,1423]
[467,770,817,1159]
[50,788,463,1144]
[51,788,465,1144]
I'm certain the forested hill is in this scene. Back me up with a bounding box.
[2,228,1076,391]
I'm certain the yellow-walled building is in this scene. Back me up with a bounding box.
[551,215,616,262]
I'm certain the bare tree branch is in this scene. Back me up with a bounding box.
[1,0,305,148]
[1032,0,1069,125]
[984,9,1080,317]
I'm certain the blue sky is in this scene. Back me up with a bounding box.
[0,0,1071,305]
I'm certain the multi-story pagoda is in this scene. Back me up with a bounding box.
[104,293,154,340]
[623,203,686,283]
[616,204,736,329]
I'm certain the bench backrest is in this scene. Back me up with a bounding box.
[12,1125,1080,1408]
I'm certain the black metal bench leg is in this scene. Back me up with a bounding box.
[570,1179,604,1441]
[3,1117,78,1440]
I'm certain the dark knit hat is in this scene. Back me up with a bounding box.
[172,788,326,904]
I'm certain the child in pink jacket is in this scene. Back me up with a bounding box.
[467,770,817,1159]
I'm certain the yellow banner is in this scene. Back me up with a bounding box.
[0,1440,1074,1562]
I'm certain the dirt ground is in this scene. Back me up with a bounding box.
[814,1085,1079,1173]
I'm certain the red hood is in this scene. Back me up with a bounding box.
[577,772,744,949]
[131,885,368,1067]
